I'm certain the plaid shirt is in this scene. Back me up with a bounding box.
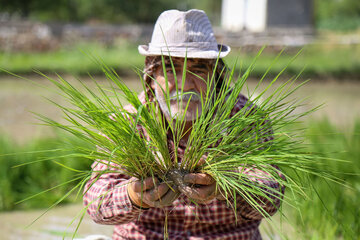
[83,92,284,240]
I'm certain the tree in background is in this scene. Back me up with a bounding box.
[0,0,221,24]
[0,0,83,21]
[1,0,359,30]
[0,0,36,18]
[315,0,360,31]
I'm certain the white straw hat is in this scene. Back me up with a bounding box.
[138,9,230,59]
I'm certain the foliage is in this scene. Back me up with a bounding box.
[315,0,360,31]
[262,119,360,239]
[0,133,91,211]
[229,44,360,79]
[0,0,220,23]
[292,119,360,239]
[315,0,360,20]
[0,42,143,76]
[0,0,36,18]
[1,43,360,79]
[2,0,360,31]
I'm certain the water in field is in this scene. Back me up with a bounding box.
[0,75,359,238]
[0,75,359,143]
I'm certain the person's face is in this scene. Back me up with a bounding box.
[151,57,213,122]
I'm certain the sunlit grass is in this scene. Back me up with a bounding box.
[294,119,360,239]
[0,42,143,75]
[228,44,360,78]
[0,133,92,211]
[1,42,359,79]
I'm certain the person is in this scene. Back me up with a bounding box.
[83,9,284,240]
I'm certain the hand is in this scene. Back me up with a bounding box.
[181,173,225,204]
[127,177,179,208]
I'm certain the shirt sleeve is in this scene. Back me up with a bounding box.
[83,160,145,225]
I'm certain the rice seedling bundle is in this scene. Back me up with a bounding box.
[33,49,341,237]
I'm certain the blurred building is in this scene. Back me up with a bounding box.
[221,0,313,32]
[219,0,314,47]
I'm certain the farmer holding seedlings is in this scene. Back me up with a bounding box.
[83,9,285,240]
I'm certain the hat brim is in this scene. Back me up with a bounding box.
[138,44,231,59]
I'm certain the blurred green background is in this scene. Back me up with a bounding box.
[0,0,359,30]
[0,0,359,239]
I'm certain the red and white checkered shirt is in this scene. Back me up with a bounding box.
[83,92,284,240]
